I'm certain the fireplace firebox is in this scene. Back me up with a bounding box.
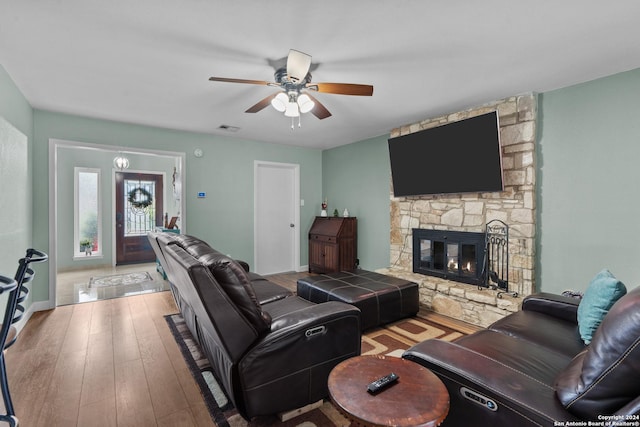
[412,229,486,286]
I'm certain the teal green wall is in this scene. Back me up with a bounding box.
[537,68,640,293]
[32,110,322,302]
[0,66,33,137]
[322,135,391,270]
[0,65,36,309]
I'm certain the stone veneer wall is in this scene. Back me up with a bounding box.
[378,94,537,327]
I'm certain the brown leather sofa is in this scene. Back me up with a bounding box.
[403,290,640,426]
[148,231,361,419]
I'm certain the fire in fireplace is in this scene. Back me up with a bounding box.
[412,229,486,286]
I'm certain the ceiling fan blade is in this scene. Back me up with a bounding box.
[305,93,332,119]
[309,82,374,96]
[286,49,312,83]
[209,76,271,86]
[245,93,278,113]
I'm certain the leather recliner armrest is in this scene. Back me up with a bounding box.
[403,339,580,426]
[267,300,361,334]
[237,301,361,417]
[522,292,580,323]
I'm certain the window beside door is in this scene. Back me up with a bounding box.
[74,167,102,258]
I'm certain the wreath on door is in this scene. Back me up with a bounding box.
[128,187,153,209]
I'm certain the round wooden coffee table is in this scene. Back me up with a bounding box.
[328,355,449,427]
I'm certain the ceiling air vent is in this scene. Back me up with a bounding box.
[218,124,240,132]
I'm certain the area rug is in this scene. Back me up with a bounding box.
[89,271,153,287]
[165,312,466,427]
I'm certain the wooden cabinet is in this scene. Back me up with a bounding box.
[308,217,357,273]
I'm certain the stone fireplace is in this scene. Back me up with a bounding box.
[378,94,537,327]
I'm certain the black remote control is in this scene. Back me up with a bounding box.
[367,372,399,394]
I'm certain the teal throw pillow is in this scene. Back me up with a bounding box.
[577,269,627,345]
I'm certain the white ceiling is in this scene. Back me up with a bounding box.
[2,1,640,150]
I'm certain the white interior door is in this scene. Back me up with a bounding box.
[254,161,299,275]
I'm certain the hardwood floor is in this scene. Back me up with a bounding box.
[6,291,214,427]
[4,273,309,427]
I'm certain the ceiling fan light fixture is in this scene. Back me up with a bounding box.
[270,92,288,112]
[284,101,300,117]
[209,49,373,127]
[297,93,315,113]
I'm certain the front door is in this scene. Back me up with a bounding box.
[115,172,164,265]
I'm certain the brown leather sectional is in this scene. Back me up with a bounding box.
[148,231,361,419]
[403,290,640,426]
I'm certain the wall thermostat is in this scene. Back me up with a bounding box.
[194,148,204,158]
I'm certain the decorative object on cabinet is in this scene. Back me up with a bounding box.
[321,198,328,217]
[308,216,357,273]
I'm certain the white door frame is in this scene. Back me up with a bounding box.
[253,160,300,274]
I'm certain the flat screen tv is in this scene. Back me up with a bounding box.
[388,111,503,197]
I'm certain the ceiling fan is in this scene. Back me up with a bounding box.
[209,49,373,126]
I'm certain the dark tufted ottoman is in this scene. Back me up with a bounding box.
[296,269,419,330]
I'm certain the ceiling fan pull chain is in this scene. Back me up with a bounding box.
[298,116,302,128]
[291,117,295,130]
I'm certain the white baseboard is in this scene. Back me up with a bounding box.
[297,264,309,272]
[15,300,53,334]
